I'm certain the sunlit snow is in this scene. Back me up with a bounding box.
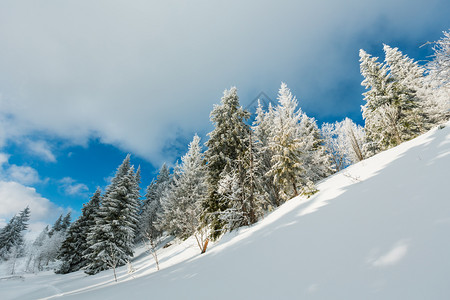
[1,121,449,299]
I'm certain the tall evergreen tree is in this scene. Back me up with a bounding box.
[203,87,251,239]
[138,163,171,243]
[57,189,101,274]
[383,44,430,132]
[298,113,333,184]
[60,212,72,232]
[267,83,305,201]
[252,101,281,208]
[425,31,450,123]
[218,130,265,231]
[0,207,30,260]
[85,156,140,275]
[158,135,209,251]
[322,118,365,171]
[360,49,425,154]
[48,214,63,237]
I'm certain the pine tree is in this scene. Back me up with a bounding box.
[158,135,209,252]
[383,44,430,132]
[56,219,84,274]
[138,163,171,243]
[427,30,450,87]
[252,101,281,208]
[267,83,305,201]
[298,113,333,185]
[57,189,101,274]
[203,87,251,239]
[360,49,425,154]
[425,30,450,123]
[29,225,49,272]
[85,156,140,275]
[0,207,30,260]
[60,212,72,232]
[322,118,365,171]
[218,130,266,231]
[48,214,63,237]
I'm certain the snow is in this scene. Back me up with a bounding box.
[1,121,450,299]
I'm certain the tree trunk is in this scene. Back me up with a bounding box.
[201,238,209,254]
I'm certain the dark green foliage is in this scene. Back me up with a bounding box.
[56,189,101,274]
[0,207,30,260]
[84,156,140,275]
[203,87,251,239]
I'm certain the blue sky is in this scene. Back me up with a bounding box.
[0,0,449,233]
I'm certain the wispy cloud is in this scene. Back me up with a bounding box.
[59,177,89,196]
[25,140,56,163]
[0,152,42,185]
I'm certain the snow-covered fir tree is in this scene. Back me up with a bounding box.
[298,113,333,185]
[267,83,307,201]
[56,219,84,274]
[0,206,30,261]
[252,101,281,208]
[40,212,72,267]
[425,30,450,123]
[158,135,209,252]
[383,44,431,131]
[203,87,251,239]
[48,214,63,237]
[359,49,426,154]
[427,30,450,87]
[85,155,140,275]
[138,163,171,243]
[322,118,365,171]
[27,225,49,272]
[217,130,266,231]
[60,212,72,232]
[57,189,101,274]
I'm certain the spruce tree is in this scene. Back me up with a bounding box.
[48,214,63,237]
[85,156,140,275]
[218,130,265,231]
[298,113,333,185]
[0,207,30,260]
[383,44,430,132]
[203,87,251,239]
[425,31,450,123]
[360,49,426,154]
[56,219,84,274]
[138,163,171,243]
[60,212,72,232]
[57,189,101,274]
[158,135,209,251]
[252,101,281,208]
[322,118,365,171]
[267,83,305,201]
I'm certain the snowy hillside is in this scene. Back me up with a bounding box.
[1,122,450,299]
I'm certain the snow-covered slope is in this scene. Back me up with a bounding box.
[2,122,450,299]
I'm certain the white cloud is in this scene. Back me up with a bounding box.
[0,152,42,185]
[7,164,41,185]
[25,140,56,163]
[59,177,89,196]
[0,181,62,224]
[0,1,448,164]
[0,152,9,165]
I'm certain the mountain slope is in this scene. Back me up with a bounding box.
[2,122,450,299]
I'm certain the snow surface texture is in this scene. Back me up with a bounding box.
[1,121,449,299]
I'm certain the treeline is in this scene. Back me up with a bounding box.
[0,30,448,277]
